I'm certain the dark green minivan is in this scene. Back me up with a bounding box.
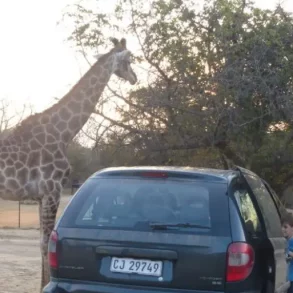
[43,166,289,293]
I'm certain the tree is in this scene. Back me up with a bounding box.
[61,0,293,197]
[0,98,34,138]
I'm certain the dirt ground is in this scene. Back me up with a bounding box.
[0,194,72,293]
[0,228,41,293]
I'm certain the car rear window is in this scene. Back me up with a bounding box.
[59,177,230,236]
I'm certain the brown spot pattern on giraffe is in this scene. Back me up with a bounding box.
[11,146,19,152]
[17,167,29,186]
[0,153,8,160]
[11,153,17,161]
[51,114,59,124]
[55,160,69,169]
[19,152,28,163]
[41,149,54,165]
[68,118,80,131]
[90,76,98,86]
[61,131,71,142]
[100,74,110,84]
[68,101,81,113]
[46,124,60,139]
[41,164,54,180]
[59,107,71,121]
[56,121,67,132]
[90,95,97,104]
[46,143,59,152]
[54,150,63,159]
[27,151,41,167]
[32,125,45,135]
[30,168,41,181]
[83,100,93,112]
[6,158,14,166]
[5,167,16,177]
[30,139,42,150]
[39,180,48,194]
[15,162,23,169]
[47,135,55,143]
[53,170,63,181]
[36,133,46,144]
[64,168,71,178]
[72,95,80,102]
[0,173,5,183]
[0,161,5,169]
[54,181,62,193]
[7,179,20,190]
[41,115,50,124]
[80,113,89,125]
[23,131,33,141]
[86,87,94,97]
[47,180,54,192]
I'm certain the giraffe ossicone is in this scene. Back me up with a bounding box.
[0,37,137,292]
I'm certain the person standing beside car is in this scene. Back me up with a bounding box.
[281,215,293,293]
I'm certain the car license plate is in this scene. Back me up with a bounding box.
[110,257,163,276]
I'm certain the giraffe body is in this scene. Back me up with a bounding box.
[0,38,137,291]
[0,136,70,201]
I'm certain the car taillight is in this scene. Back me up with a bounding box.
[226,242,254,282]
[141,172,168,178]
[48,230,58,269]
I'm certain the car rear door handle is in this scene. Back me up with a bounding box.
[96,246,178,260]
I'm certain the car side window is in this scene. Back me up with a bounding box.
[233,187,262,236]
[244,174,283,238]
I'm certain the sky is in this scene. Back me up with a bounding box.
[0,0,292,121]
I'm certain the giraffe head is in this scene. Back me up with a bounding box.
[96,38,137,85]
[111,37,137,85]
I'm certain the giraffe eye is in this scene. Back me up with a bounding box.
[129,55,135,63]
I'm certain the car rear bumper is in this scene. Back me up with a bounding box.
[43,279,261,293]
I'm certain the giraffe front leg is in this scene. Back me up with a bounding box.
[39,191,61,292]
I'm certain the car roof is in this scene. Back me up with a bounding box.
[92,166,241,183]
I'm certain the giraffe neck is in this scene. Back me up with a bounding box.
[12,52,116,147]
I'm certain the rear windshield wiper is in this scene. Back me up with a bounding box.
[149,222,210,230]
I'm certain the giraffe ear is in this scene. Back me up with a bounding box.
[120,38,127,49]
[110,37,119,47]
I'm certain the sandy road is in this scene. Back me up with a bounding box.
[0,195,72,292]
[0,229,40,293]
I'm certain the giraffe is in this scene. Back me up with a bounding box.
[0,37,137,291]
